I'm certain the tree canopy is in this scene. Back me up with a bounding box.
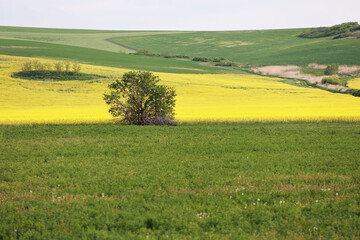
[104,71,176,125]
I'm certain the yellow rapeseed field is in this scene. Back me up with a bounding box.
[348,78,360,89]
[1,55,360,124]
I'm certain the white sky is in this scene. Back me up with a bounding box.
[1,0,359,31]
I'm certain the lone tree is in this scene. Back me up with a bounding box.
[104,71,176,125]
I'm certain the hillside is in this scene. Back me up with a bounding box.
[298,22,360,39]
[0,27,224,74]
[1,26,359,72]
[0,26,188,53]
[0,38,222,74]
[112,29,360,66]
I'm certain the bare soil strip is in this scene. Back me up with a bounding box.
[252,65,353,92]
[308,63,360,74]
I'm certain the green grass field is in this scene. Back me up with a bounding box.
[112,29,360,66]
[0,38,223,74]
[1,123,359,239]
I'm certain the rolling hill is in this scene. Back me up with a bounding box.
[112,29,360,66]
[1,26,359,73]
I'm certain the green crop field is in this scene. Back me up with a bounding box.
[0,26,188,53]
[112,29,360,66]
[2,26,359,74]
[0,27,224,74]
[1,123,360,239]
[0,38,224,74]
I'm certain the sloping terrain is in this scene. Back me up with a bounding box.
[0,26,188,53]
[1,26,359,72]
[0,38,220,74]
[112,29,360,65]
[0,27,223,74]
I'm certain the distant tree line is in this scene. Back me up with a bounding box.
[192,57,227,62]
[12,60,99,81]
[131,49,236,67]
[21,60,81,74]
[192,56,236,67]
[298,22,360,39]
[131,49,189,59]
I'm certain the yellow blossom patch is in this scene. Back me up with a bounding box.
[1,55,360,124]
[347,78,360,89]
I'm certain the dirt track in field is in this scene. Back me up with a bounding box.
[104,38,136,52]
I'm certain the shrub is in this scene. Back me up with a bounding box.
[32,61,43,71]
[54,62,63,73]
[160,51,171,58]
[321,76,341,85]
[324,64,339,75]
[135,49,152,55]
[72,63,81,75]
[164,55,190,59]
[21,61,33,72]
[333,30,352,39]
[64,62,71,72]
[298,22,360,39]
[215,61,236,67]
[143,116,177,126]
[192,57,229,62]
[132,49,189,59]
[346,89,360,97]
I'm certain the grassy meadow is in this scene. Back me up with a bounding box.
[1,123,360,239]
[2,55,360,124]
